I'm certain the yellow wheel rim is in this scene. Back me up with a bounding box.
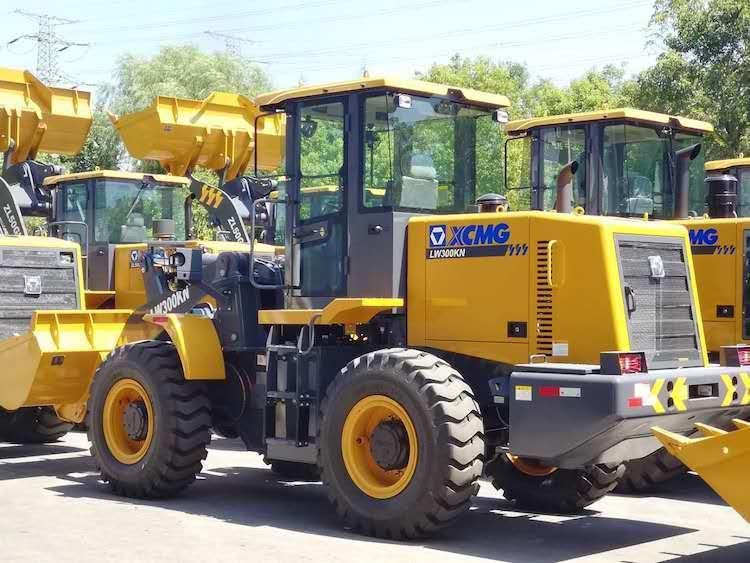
[102,378,154,465]
[506,453,557,477]
[341,395,418,499]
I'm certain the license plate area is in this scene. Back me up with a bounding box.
[689,383,719,400]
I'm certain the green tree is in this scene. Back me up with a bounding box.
[60,109,123,173]
[627,0,750,158]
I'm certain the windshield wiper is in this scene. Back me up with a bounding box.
[124,175,156,222]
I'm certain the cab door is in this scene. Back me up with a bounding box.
[289,98,348,303]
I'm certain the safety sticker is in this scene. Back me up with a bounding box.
[552,342,569,357]
[515,385,532,401]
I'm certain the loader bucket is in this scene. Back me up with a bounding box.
[653,421,750,522]
[110,92,285,180]
[0,67,92,164]
[0,310,134,417]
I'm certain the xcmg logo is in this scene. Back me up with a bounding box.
[689,227,736,256]
[427,223,527,259]
[689,228,719,246]
[429,223,511,248]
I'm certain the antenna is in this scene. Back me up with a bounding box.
[9,10,89,85]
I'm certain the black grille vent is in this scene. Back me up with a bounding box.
[536,240,553,356]
[617,237,701,368]
[0,247,79,341]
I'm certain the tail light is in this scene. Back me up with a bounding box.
[720,345,750,367]
[600,351,648,375]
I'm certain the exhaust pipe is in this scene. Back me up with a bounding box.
[555,160,578,213]
[674,143,701,219]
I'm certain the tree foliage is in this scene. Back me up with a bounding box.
[628,0,750,157]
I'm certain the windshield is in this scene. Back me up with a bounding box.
[737,168,750,217]
[93,179,187,243]
[601,124,705,218]
[361,93,500,213]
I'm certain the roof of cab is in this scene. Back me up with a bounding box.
[256,76,510,110]
[43,170,190,187]
[705,158,750,172]
[505,108,713,135]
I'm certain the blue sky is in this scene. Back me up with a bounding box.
[1,0,660,101]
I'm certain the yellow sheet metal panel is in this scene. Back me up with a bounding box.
[653,420,750,522]
[675,218,748,353]
[44,170,189,187]
[110,91,284,180]
[256,76,511,110]
[0,310,131,411]
[85,290,116,309]
[407,211,700,366]
[258,298,404,325]
[506,108,713,135]
[143,313,225,380]
[0,67,92,163]
[705,158,750,172]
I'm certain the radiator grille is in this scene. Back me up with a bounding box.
[0,247,79,340]
[617,237,702,368]
[536,240,553,356]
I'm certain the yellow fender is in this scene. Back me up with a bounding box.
[653,420,750,522]
[143,314,225,380]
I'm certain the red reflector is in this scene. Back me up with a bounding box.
[628,397,643,408]
[739,349,750,366]
[150,315,169,326]
[539,386,559,397]
[618,353,644,374]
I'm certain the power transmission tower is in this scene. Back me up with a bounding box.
[205,31,256,58]
[8,10,89,85]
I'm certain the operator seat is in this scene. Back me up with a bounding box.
[400,156,438,210]
[120,213,148,243]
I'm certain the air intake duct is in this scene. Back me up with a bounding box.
[706,174,738,219]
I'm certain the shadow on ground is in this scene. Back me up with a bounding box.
[3,437,748,562]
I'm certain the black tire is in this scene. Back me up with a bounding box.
[88,341,212,498]
[319,348,484,539]
[269,460,321,481]
[0,407,74,444]
[487,453,624,513]
[614,448,686,493]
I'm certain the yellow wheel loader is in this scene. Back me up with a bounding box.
[504,109,750,500]
[80,79,750,539]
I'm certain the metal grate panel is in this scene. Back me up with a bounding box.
[617,237,702,368]
[536,240,553,356]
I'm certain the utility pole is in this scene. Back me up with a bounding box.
[8,10,89,85]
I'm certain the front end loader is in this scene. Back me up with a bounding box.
[80,78,750,539]
[503,109,750,493]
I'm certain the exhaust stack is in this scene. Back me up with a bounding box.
[555,160,578,214]
[674,143,701,219]
[706,174,738,218]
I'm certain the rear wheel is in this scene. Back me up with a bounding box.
[0,407,73,444]
[614,448,685,493]
[319,348,484,539]
[487,453,624,513]
[88,341,212,498]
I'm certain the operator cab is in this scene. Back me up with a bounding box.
[254,77,510,307]
[43,170,189,289]
[505,109,713,218]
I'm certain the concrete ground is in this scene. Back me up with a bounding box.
[0,433,747,563]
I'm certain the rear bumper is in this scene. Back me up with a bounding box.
[507,365,750,468]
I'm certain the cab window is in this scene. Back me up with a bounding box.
[539,127,586,211]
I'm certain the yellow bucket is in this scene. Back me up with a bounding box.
[0,67,92,163]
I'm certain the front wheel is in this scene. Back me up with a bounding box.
[88,341,212,498]
[487,453,624,513]
[318,348,485,539]
[614,448,685,493]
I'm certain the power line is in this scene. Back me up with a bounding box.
[8,10,90,85]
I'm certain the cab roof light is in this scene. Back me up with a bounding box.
[600,351,648,375]
[720,345,750,367]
